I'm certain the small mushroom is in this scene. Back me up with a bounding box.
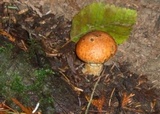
[76,30,117,76]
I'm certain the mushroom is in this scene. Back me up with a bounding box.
[76,30,117,76]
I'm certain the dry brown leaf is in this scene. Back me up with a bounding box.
[85,94,105,112]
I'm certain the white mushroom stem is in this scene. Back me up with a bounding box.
[82,63,103,76]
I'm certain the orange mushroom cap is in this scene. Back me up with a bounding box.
[76,31,117,64]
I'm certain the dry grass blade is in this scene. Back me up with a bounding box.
[12,98,32,114]
[108,88,115,107]
[0,101,17,113]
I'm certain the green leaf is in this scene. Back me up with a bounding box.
[70,2,137,44]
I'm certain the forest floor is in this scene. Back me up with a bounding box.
[0,0,160,114]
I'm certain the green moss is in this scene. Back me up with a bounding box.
[0,41,55,112]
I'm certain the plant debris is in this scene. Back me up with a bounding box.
[0,1,160,114]
[0,98,41,114]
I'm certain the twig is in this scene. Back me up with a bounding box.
[85,71,104,114]
[60,39,71,49]
[108,88,115,107]
[59,70,83,93]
